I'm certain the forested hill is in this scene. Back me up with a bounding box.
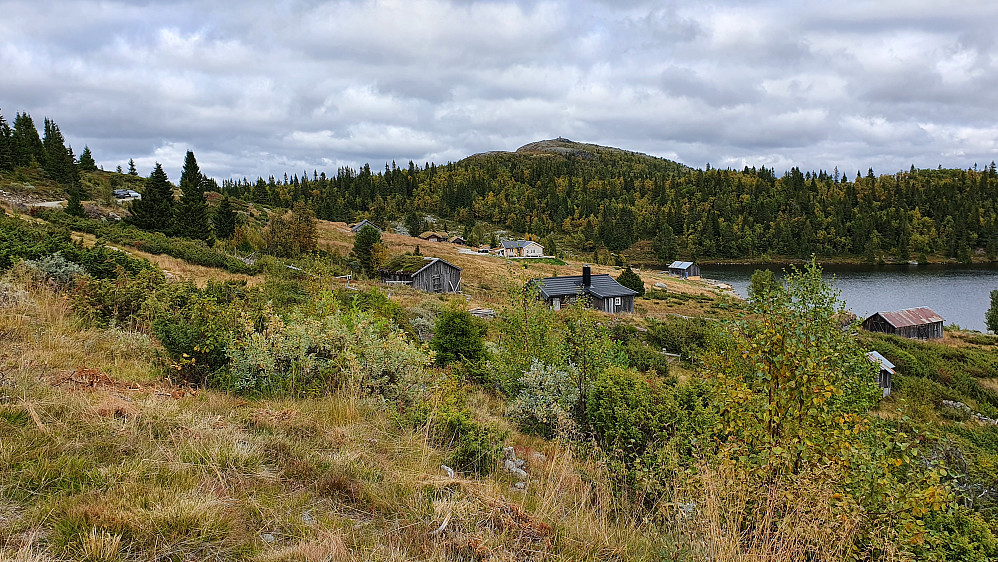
[2,105,996,263]
[221,137,998,263]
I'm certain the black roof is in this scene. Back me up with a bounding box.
[529,274,638,299]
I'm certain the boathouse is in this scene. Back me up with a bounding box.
[668,261,701,280]
[528,265,637,314]
[862,307,944,340]
[380,255,462,293]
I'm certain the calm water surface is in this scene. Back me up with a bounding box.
[706,263,998,333]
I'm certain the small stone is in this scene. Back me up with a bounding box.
[261,533,275,543]
[441,464,455,478]
[513,481,526,490]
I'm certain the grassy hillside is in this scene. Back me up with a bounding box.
[2,199,998,560]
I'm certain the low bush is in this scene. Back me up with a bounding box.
[508,360,580,438]
[154,293,240,385]
[23,252,84,286]
[645,316,728,361]
[72,269,166,329]
[586,366,676,457]
[39,211,259,274]
[224,308,431,397]
[431,308,487,366]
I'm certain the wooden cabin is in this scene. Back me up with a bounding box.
[350,219,381,233]
[418,231,448,243]
[862,307,944,340]
[380,255,462,293]
[528,265,637,314]
[865,351,895,397]
[668,260,701,280]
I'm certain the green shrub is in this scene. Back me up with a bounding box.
[72,269,165,329]
[433,403,507,476]
[154,294,239,385]
[23,252,84,286]
[508,360,580,438]
[645,316,727,360]
[616,266,645,296]
[586,366,676,457]
[224,308,431,396]
[430,308,487,366]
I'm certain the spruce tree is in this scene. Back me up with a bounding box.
[616,266,645,296]
[78,146,97,171]
[352,224,382,274]
[12,113,44,167]
[174,150,211,240]
[986,290,998,334]
[66,185,85,217]
[0,110,12,171]
[127,163,174,233]
[213,195,237,239]
[127,158,137,175]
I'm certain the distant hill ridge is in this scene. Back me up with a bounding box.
[462,137,691,174]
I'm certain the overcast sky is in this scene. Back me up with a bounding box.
[3,0,997,182]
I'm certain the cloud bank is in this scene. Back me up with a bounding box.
[2,0,997,181]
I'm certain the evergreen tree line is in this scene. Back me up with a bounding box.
[6,107,997,261]
[129,151,234,241]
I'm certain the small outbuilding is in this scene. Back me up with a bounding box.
[862,307,944,340]
[380,255,462,293]
[499,240,544,258]
[668,261,701,280]
[350,219,381,233]
[448,235,467,245]
[865,351,895,397]
[528,265,637,314]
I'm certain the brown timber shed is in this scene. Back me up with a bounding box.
[862,307,944,340]
[380,255,462,294]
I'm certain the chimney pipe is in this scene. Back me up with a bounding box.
[583,264,591,287]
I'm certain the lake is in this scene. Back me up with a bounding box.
[705,263,998,333]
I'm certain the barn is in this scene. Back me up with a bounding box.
[668,261,701,279]
[862,307,944,340]
[528,265,637,314]
[380,255,462,293]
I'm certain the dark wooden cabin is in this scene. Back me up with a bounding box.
[528,265,637,314]
[862,307,944,340]
[865,351,895,397]
[380,255,462,293]
[668,260,701,279]
[350,219,381,233]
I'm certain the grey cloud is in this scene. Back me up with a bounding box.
[1,0,997,181]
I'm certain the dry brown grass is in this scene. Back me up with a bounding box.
[0,273,678,560]
[667,462,899,562]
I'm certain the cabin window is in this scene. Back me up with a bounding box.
[432,274,441,291]
[614,297,621,307]
[552,297,561,311]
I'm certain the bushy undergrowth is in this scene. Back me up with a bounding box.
[40,210,260,274]
[224,307,432,397]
